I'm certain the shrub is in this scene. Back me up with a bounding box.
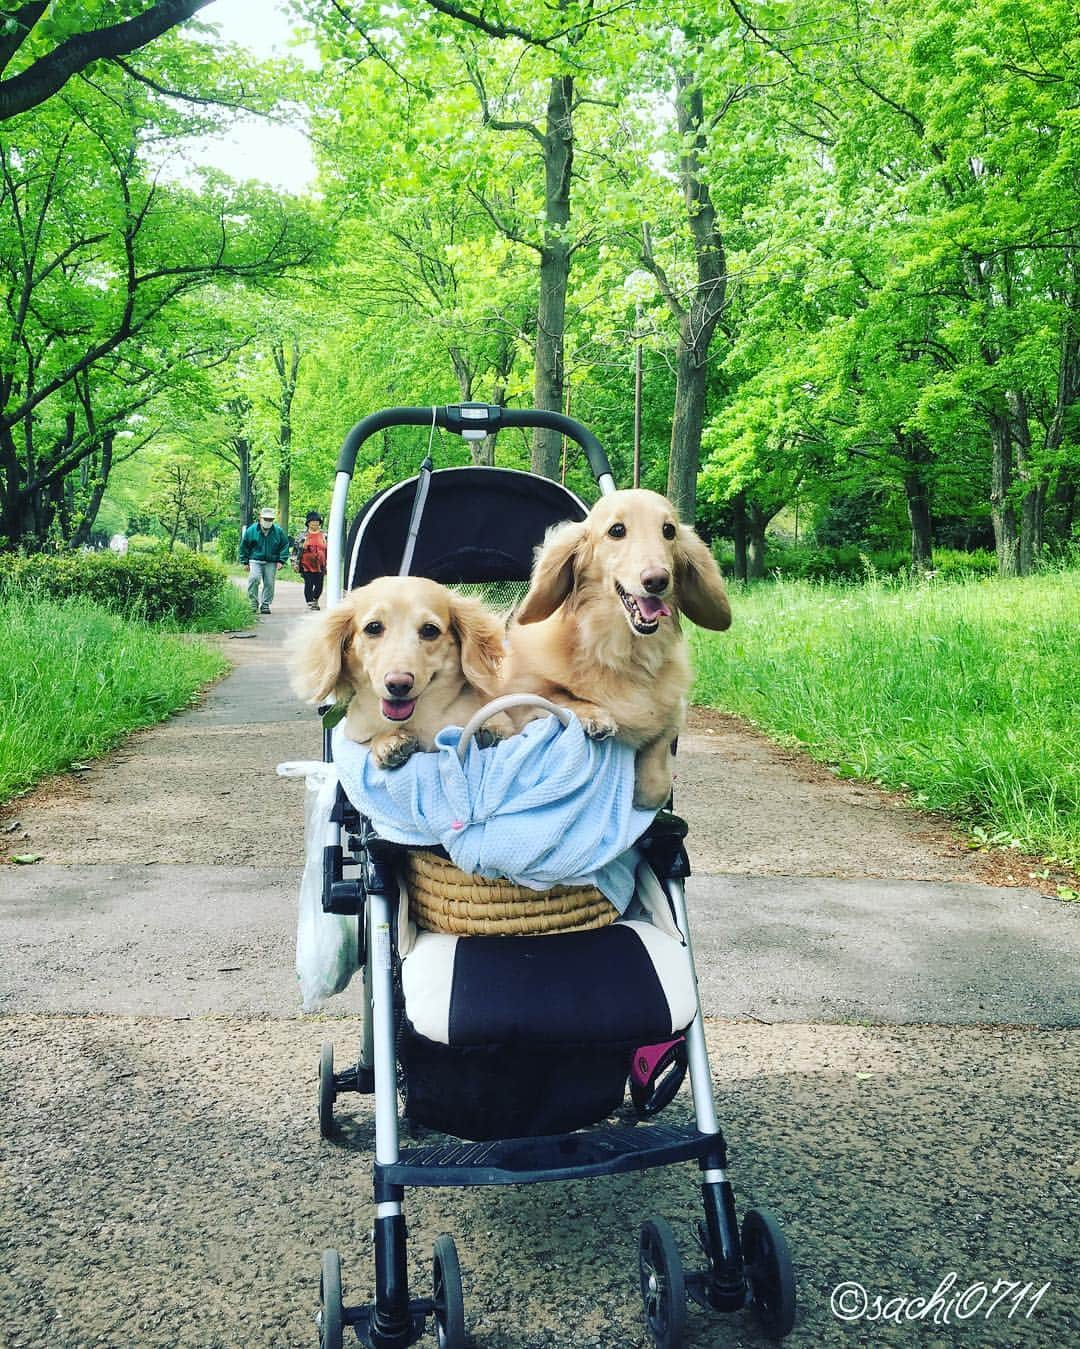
[126,533,164,553]
[726,541,1001,583]
[0,550,236,624]
[215,525,240,564]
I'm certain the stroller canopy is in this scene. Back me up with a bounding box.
[345,466,587,589]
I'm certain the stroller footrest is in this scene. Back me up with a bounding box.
[378,1123,718,1188]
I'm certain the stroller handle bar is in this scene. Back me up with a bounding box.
[335,404,616,491]
[455,695,572,763]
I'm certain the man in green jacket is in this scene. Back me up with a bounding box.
[239,507,291,614]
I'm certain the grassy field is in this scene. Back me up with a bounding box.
[691,569,1080,871]
[0,594,229,804]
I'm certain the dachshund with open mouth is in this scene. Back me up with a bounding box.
[499,489,731,808]
[289,575,509,769]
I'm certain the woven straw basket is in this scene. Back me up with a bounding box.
[405,850,617,936]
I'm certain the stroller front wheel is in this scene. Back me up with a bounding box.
[432,1234,465,1349]
[318,1041,336,1138]
[742,1207,796,1338]
[318,1249,344,1349]
[638,1217,686,1349]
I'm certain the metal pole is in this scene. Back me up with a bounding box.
[633,299,643,488]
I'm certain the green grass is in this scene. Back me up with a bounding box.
[691,569,1080,869]
[162,576,253,632]
[0,594,229,803]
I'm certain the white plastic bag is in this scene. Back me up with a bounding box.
[278,760,359,1011]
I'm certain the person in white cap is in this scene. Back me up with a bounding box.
[239,507,290,614]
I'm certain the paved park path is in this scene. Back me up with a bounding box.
[1,579,1076,1348]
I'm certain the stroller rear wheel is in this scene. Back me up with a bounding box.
[319,1249,344,1349]
[432,1234,465,1349]
[318,1041,336,1138]
[638,1217,686,1349]
[742,1208,796,1338]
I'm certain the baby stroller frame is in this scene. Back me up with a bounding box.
[313,405,795,1347]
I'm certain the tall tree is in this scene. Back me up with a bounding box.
[0,0,215,119]
[0,52,323,549]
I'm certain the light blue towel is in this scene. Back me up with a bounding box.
[331,714,657,911]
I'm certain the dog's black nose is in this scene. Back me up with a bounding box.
[384,673,414,698]
[641,568,670,594]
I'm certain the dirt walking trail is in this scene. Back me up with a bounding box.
[1,578,1076,1348]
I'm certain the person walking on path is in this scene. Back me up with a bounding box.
[293,510,328,610]
[239,507,290,614]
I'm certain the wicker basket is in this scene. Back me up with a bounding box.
[405,850,617,936]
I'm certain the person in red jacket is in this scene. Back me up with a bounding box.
[294,510,328,609]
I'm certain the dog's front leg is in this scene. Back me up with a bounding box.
[370,731,422,769]
[633,732,677,810]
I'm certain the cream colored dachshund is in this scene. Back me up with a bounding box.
[499,489,731,808]
[289,575,509,768]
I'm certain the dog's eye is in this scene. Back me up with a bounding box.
[418,623,441,641]
[662,522,676,540]
[363,621,384,637]
[608,522,626,539]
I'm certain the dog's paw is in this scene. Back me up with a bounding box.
[372,734,421,769]
[580,711,618,740]
[474,712,515,749]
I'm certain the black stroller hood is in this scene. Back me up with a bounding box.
[345,465,587,589]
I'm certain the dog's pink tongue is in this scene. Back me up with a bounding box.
[381,697,416,722]
[637,595,671,621]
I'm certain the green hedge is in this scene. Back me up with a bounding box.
[0,550,233,623]
[714,542,999,582]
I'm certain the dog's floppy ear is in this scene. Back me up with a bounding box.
[674,525,732,630]
[515,520,590,624]
[449,591,505,690]
[288,599,356,703]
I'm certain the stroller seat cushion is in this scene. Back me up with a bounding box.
[401,920,696,1048]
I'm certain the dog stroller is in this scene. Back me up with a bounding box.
[312,404,796,1347]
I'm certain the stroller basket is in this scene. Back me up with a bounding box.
[404,849,616,935]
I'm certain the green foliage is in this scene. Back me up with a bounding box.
[725,542,1000,582]
[691,569,1080,866]
[126,534,164,554]
[215,526,241,564]
[0,551,239,625]
[0,594,228,803]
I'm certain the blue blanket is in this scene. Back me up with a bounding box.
[331,714,657,910]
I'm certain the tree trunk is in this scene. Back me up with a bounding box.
[900,432,934,568]
[1046,463,1077,546]
[989,409,1019,576]
[273,341,301,535]
[643,73,727,524]
[532,74,573,480]
[473,383,500,468]
[1009,389,1039,575]
[903,473,934,568]
[668,319,708,523]
[730,491,748,582]
[237,438,254,528]
[70,433,114,549]
[746,501,768,580]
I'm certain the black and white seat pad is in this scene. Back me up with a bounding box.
[401,920,696,1048]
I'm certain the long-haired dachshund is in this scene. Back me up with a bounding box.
[500,489,731,807]
[289,575,508,768]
